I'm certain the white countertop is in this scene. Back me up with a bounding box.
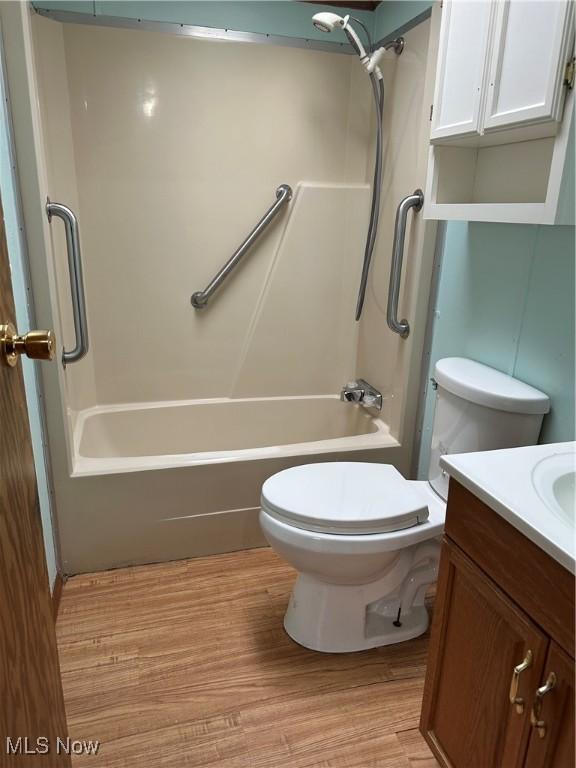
[441,442,576,574]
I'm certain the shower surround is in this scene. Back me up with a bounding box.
[4,5,438,572]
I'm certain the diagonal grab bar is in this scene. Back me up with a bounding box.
[191,184,292,309]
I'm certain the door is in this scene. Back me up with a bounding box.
[0,199,70,764]
[421,541,549,767]
[524,642,575,768]
[430,0,493,141]
[483,0,573,132]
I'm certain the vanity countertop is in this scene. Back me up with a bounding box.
[441,441,576,574]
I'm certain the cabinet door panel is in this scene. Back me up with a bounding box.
[524,642,575,768]
[484,0,573,131]
[421,541,549,768]
[430,0,493,140]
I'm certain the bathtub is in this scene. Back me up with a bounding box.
[57,397,400,573]
[73,395,395,474]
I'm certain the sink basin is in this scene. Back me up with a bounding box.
[532,452,576,526]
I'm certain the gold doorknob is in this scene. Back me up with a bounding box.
[1,323,56,367]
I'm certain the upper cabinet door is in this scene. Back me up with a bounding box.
[483,0,574,131]
[430,0,493,141]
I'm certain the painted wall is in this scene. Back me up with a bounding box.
[417,220,576,478]
[375,0,433,41]
[33,0,434,45]
[32,1,375,42]
[0,37,57,590]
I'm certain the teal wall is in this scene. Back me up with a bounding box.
[33,0,432,43]
[417,221,576,477]
[0,45,58,589]
[374,0,433,41]
[33,1,375,42]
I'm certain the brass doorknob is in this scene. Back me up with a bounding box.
[1,323,56,367]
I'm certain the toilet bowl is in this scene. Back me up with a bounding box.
[260,357,550,653]
[260,469,444,652]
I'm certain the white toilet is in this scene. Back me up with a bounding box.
[260,357,550,653]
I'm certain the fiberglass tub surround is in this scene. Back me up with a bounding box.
[19,8,437,572]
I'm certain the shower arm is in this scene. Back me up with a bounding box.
[364,37,405,74]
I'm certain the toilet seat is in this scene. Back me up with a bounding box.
[261,462,429,535]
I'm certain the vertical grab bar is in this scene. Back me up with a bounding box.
[45,199,89,365]
[387,189,424,339]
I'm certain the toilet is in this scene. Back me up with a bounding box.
[259,357,550,653]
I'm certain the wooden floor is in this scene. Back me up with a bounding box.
[56,548,439,768]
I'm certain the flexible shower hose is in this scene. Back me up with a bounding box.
[355,73,384,321]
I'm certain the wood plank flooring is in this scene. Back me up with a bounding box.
[56,547,439,768]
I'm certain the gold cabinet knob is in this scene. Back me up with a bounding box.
[1,323,56,367]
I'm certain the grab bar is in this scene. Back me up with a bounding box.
[46,199,89,365]
[387,189,424,339]
[191,184,292,309]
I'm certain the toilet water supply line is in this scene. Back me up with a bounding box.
[311,13,404,321]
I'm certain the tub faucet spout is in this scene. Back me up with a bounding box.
[340,379,382,410]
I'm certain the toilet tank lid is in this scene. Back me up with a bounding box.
[434,358,550,415]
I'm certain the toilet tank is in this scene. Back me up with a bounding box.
[428,358,550,500]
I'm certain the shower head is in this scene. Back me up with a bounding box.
[311,11,403,80]
[312,11,346,33]
[311,12,368,60]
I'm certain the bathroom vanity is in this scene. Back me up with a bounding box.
[420,444,575,767]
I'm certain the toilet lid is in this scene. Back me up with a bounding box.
[261,462,429,535]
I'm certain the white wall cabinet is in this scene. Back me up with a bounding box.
[431,0,574,142]
[425,0,575,225]
[483,0,573,132]
[430,0,492,140]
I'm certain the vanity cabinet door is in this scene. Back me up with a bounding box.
[483,0,574,132]
[430,0,493,141]
[524,642,575,768]
[420,540,549,768]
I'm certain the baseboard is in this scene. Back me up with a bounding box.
[52,572,65,621]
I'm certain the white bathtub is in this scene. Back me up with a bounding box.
[74,395,395,474]
[58,397,399,572]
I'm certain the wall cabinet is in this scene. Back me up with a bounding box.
[431,0,573,141]
[430,0,492,140]
[421,481,575,768]
[425,0,575,224]
[483,1,573,133]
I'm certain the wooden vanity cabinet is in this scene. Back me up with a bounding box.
[420,481,575,768]
[524,642,575,768]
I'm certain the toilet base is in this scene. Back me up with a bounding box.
[283,572,432,653]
